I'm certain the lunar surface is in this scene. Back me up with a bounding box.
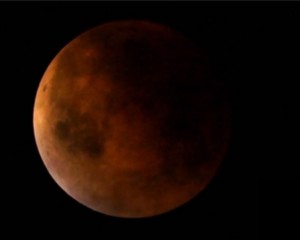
[33,20,231,218]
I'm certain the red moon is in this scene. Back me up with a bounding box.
[33,20,231,218]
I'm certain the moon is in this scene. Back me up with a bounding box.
[33,20,231,218]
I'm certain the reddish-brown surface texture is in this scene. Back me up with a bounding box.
[33,20,231,218]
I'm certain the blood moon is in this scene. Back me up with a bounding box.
[33,20,231,218]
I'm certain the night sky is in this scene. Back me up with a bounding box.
[3,2,299,238]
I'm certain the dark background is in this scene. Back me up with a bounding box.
[2,2,299,238]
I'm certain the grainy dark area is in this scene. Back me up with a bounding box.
[53,109,107,159]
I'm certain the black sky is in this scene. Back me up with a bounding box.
[2,2,300,238]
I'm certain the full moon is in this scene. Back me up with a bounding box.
[33,20,231,218]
